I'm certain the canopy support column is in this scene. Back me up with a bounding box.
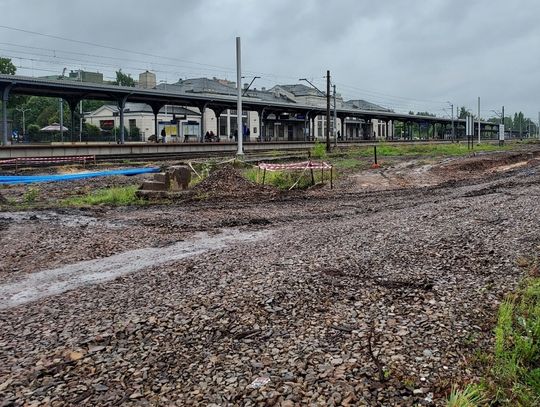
[1,84,13,145]
[117,95,130,144]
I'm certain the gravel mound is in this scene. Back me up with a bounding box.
[192,164,275,198]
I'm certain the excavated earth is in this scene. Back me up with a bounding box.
[1,147,540,406]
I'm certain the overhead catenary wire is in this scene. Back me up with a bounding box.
[0,25,477,116]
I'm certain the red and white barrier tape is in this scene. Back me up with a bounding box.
[258,161,332,171]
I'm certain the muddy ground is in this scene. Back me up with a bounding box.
[0,147,539,406]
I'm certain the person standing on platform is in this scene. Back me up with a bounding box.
[161,127,166,143]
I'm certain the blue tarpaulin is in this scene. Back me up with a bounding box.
[0,167,160,185]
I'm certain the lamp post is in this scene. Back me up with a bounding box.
[15,106,30,143]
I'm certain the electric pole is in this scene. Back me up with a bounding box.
[450,103,455,142]
[477,97,481,144]
[326,70,331,152]
[501,105,505,145]
[333,84,337,147]
[236,37,243,156]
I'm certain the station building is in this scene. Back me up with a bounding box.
[85,73,395,142]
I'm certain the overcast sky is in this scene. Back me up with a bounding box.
[1,0,539,119]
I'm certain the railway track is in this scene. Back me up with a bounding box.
[0,139,503,168]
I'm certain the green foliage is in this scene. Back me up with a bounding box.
[331,157,367,170]
[345,143,509,158]
[447,384,486,407]
[18,96,67,129]
[23,188,39,203]
[311,140,327,159]
[458,106,471,119]
[82,100,107,112]
[188,161,217,187]
[84,123,101,138]
[243,167,327,190]
[0,57,16,75]
[113,126,128,137]
[488,276,540,405]
[113,69,135,87]
[62,186,144,206]
[129,126,141,138]
[27,124,40,138]
[453,265,540,406]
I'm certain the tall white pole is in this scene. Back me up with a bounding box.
[477,96,481,144]
[236,37,243,156]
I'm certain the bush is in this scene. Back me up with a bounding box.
[84,123,101,138]
[27,124,40,139]
[311,140,327,159]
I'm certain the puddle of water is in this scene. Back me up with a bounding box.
[0,228,271,309]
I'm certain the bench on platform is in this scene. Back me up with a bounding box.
[0,155,96,170]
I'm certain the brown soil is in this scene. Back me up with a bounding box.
[191,164,278,199]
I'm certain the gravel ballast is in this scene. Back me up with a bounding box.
[0,150,539,406]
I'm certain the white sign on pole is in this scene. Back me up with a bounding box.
[499,124,505,141]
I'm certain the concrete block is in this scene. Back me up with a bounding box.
[136,190,168,199]
[154,172,170,186]
[166,165,191,190]
[139,180,167,191]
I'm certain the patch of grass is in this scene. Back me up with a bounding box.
[243,167,329,190]
[447,384,486,407]
[331,157,368,170]
[488,274,540,406]
[23,187,39,203]
[62,185,145,207]
[450,258,540,406]
[347,142,511,158]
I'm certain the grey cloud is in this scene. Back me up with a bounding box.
[0,0,538,117]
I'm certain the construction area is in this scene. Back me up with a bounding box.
[0,142,540,406]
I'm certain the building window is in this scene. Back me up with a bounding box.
[129,119,137,130]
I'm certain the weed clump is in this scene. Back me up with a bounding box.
[62,186,144,206]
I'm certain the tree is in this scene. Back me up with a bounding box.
[129,125,141,140]
[458,106,470,119]
[27,124,40,141]
[0,57,16,75]
[113,69,135,87]
[84,123,101,138]
[416,111,436,117]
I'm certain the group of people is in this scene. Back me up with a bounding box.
[204,131,219,142]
